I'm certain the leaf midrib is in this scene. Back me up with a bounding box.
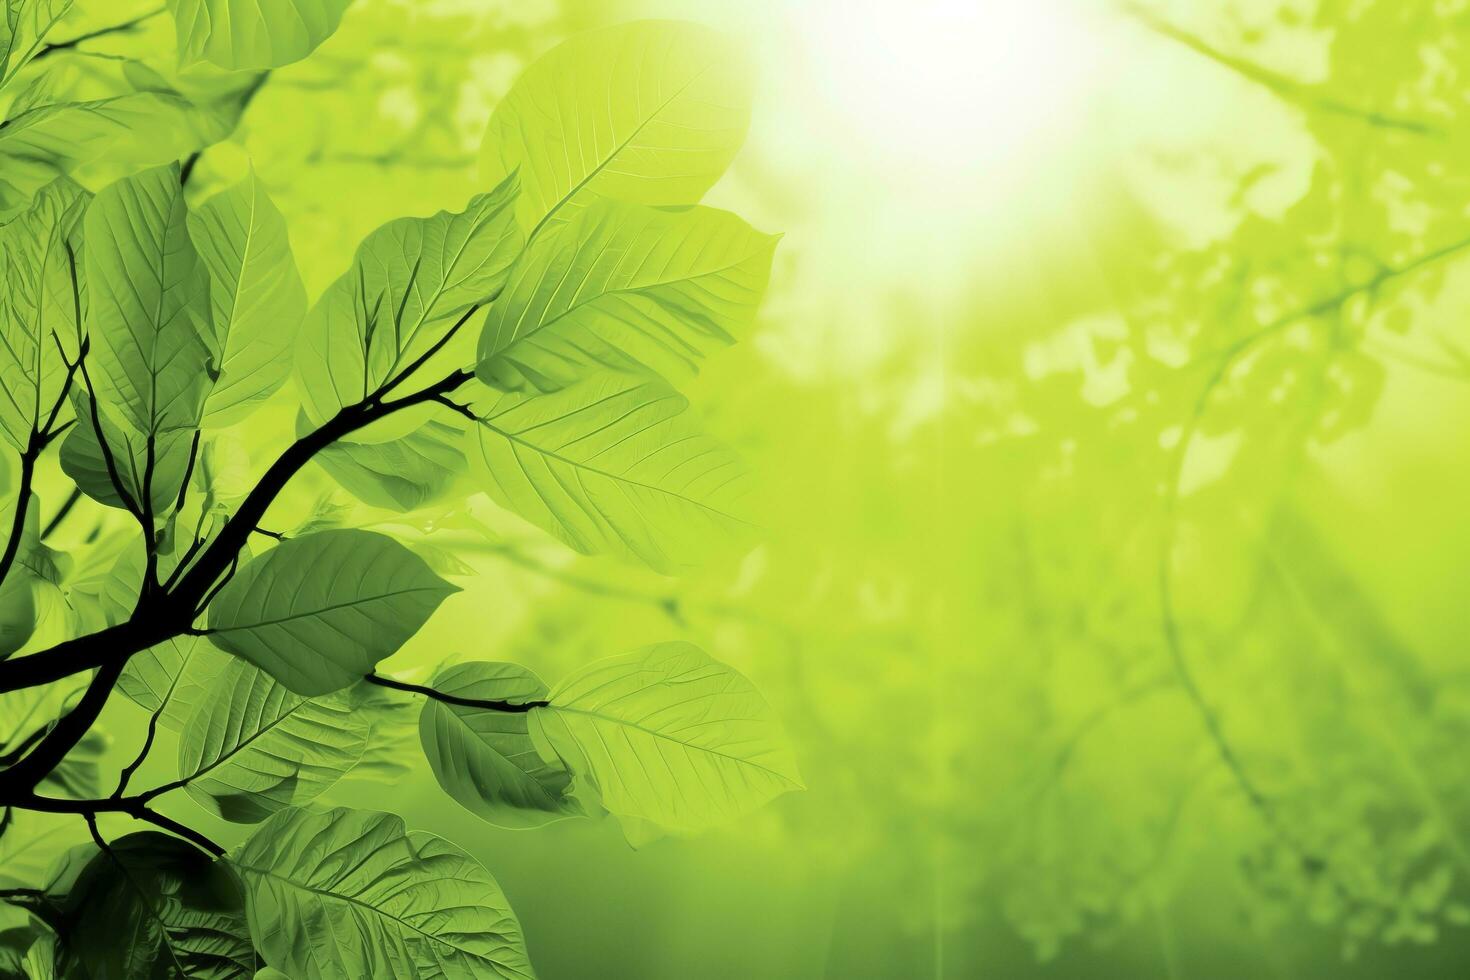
[544,704,798,783]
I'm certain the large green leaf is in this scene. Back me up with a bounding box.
[179,659,370,822]
[419,661,579,829]
[204,529,457,695]
[0,177,86,451]
[83,162,214,438]
[233,806,532,980]
[530,642,801,833]
[190,172,307,427]
[169,0,352,70]
[469,374,752,573]
[480,20,750,239]
[477,200,776,392]
[295,175,521,430]
[58,831,255,979]
[307,412,467,511]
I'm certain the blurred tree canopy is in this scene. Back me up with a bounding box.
[6,0,1470,976]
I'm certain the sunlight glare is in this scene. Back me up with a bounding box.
[794,0,1107,180]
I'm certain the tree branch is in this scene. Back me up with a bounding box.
[365,671,548,713]
[1125,4,1440,136]
[30,6,165,64]
[0,363,482,802]
[0,660,124,794]
[38,792,225,859]
[0,448,37,592]
[40,486,83,540]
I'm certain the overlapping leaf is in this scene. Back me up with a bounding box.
[477,200,777,392]
[530,643,800,833]
[118,633,232,732]
[419,661,578,828]
[59,832,255,979]
[190,172,306,427]
[233,807,532,979]
[295,175,520,430]
[469,374,752,573]
[179,659,370,822]
[83,162,214,437]
[58,392,195,512]
[0,91,233,218]
[307,413,467,511]
[204,529,457,695]
[480,20,750,238]
[0,0,73,89]
[0,176,86,451]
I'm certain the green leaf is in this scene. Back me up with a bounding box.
[295,174,521,431]
[179,659,370,822]
[169,0,352,70]
[233,806,533,980]
[0,93,233,219]
[0,557,36,660]
[190,172,307,427]
[0,926,33,976]
[0,806,87,891]
[469,374,752,573]
[307,412,467,511]
[37,730,104,800]
[118,633,232,731]
[204,529,457,695]
[59,831,255,979]
[419,661,579,829]
[0,177,86,452]
[57,392,195,512]
[83,162,215,438]
[530,642,801,833]
[480,20,751,239]
[477,200,776,392]
[0,0,72,89]
[0,487,40,659]
[21,930,56,980]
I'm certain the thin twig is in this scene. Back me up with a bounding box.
[40,487,82,540]
[31,6,165,64]
[365,672,547,712]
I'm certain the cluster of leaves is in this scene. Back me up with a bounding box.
[0,5,799,977]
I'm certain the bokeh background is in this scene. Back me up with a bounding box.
[26,0,1470,975]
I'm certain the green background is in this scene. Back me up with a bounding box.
[27,0,1470,975]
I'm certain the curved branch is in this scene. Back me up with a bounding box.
[0,449,36,591]
[38,792,225,859]
[0,363,481,799]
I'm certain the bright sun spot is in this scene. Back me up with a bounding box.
[793,0,1109,181]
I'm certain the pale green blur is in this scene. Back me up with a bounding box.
[52,0,1470,975]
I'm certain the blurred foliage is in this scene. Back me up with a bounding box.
[6,0,1470,976]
